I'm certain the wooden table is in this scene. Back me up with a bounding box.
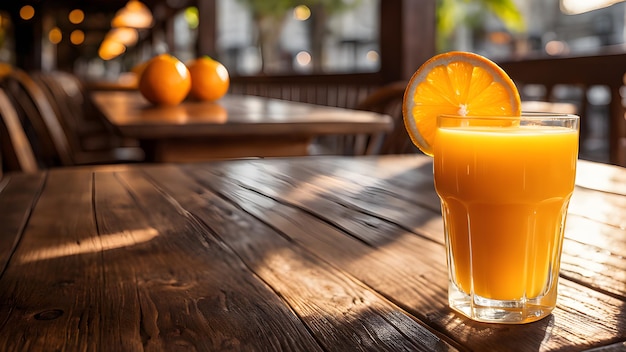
[91,91,393,162]
[0,155,624,351]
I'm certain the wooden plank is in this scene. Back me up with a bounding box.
[0,173,45,275]
[197,155,443,243]
[0,169,103,351]
[142,164,460,352]
[303,155,442,211]
[560,231,626,298]
[576,160,626,195]
[185,157,626,351]
[569,187,626,229]
[93,169,324,351]
[186,163,450,311]
[584,341,626,351]
[89,171,146,351]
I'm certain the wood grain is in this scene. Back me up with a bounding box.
[180,158,625,351]
[0,169,102,350]
[143,164,459,352]
[0,155,624,351]
[95,169,324,351]
[0,173,45,275]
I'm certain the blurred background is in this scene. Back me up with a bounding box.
[0,0,624,164]
[0,0,623,77]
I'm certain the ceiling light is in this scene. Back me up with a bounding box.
[99,39,126,60]
[111,0,153,29]
[20,5,35,21]
[49,27,62,44]
[70,30,85,45]
[105,27,139,46]
[69,9,84,24]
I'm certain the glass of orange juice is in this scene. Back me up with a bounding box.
[433,113,579,324]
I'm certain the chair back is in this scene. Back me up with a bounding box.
[33,71,142,153]
[30,72,96,152]
[31,72,91,134]
[2,69,74,167]
[355,81,420,155]
[0,86,38,173]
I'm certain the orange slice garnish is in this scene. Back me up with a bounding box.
[402,51,521,156]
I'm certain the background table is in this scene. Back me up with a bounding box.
[0,155,624,351]
[91,92,393,162]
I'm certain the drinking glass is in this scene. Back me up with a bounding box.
[433,113,579,324]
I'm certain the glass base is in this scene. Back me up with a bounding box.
[449,282,555,324]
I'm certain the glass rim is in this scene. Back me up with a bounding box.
[438,112,579,121]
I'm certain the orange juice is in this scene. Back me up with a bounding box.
[433,115,578,321]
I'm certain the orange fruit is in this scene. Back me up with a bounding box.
[186,56,230,101]
[402,51,521,156]
[139,54,191,106]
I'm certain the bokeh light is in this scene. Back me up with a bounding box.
[185,7,199,29]
[295,51,311,66]
[70,30,85,45]
[366,50,380,63]
[294,5,311,21]
[49,27,62,44]
[20,5,35,20]
[69,9,85,24]
[545,40,569,56]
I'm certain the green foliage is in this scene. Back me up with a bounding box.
[184,7,199,29]
[302,0,360,13]
[236,0,294,18]
[484,0,525,31]
[437,0,525,51]
[237,0,358,18]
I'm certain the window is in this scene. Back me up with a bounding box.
[215,0,380,75]
[442,0,626,59]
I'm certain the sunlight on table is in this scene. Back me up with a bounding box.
[18,228,159,264]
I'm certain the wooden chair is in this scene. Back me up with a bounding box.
[354,81,420,155]
[0,87,38,173]
[31,71,139,152]
[2,69,70,167]
[2,69,144,168]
